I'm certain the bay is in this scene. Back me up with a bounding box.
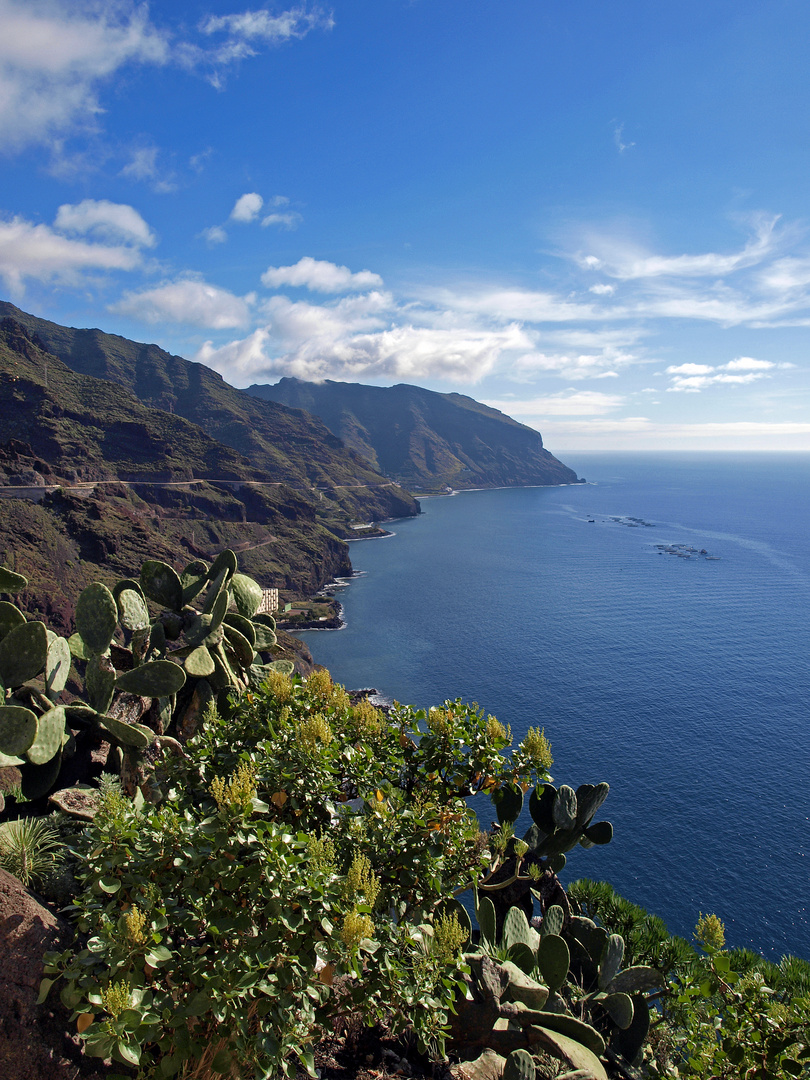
[297,452,810,961]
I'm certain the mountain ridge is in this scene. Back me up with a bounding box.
[247,376,581,491]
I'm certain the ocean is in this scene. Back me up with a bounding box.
[296,453,810,961]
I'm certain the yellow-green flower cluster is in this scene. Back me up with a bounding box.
[307,834,336,874]
[341,909,374,950]
[427,707,453,738]
[344,851,380,910]
[124,905,148,945]
[695,912,726,952]
[305,669,334,702]
[351,699,384,738]
[434,911,467,962]
[210,760,258,815]
[265,671,292,702]
[101,980,131,1020]
[485,715,511,745]
[521,726,553,772]
[297,714,333,753]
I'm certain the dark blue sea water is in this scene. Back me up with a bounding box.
[297,453,810,961]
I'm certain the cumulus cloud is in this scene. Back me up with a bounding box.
[589,283,616,295]
[261,257,384,293]
[0,0,169,151]
[0,214,142,291]
[230,192,264,222]
[54,199,156,248]
[195,288,532,385]
[111,278,253,329]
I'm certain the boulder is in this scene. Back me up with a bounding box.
[0,868,111,1079]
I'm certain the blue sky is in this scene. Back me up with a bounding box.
[2,1,810,453]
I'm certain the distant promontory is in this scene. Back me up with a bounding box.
[247,377,581,492]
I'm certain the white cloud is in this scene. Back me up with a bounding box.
[723,356,775,371]
[0,0,169,151]
[261,210,303,230]
[200,225,228,245]
[230,192,264,222]
[577,214,781,281]
[119,145,177,192]
[666,363,714,375]
[485,391,625,417]
[0,214,142,291]
[612,122,635,154]
[111,278,252,329]
[261,257,383,293]
[200,8,334,49]
[589,283,615,295]
[54,199,156,248]
[425,285,600,323]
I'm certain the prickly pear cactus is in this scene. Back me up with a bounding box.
[0,551,284,805]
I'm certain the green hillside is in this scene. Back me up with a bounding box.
[0,301,419,525]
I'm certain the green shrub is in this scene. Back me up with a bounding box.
[42,672,554,1077]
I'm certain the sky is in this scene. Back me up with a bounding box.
[2,1,810,454]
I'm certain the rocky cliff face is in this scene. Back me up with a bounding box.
[247,377,581,491]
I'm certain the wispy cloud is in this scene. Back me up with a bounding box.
[612,121,635,154]
[577,213,781,280]
[485,390,625,417]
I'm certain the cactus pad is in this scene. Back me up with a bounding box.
[536,933,570,993]
[27,706,66,765]
[223,612,256,647]
[541,905,565,938]
[0,619,48,686]
[494,781,524,825]
[581,820,613,846]
[528,783,557,832]
[606,965,665,994]
[86,654,116,714]
[140,560,183,611]
[503,906,534,952]
[501,961,549,1009]
[602,991,634,1029]
[598,934,625,989]
[252,621,277,650]
[0,600,26,641]
[574,782,609,826]
[116,587,150,632]
[552,785,577,830]
[45,635,71,697]
[75,583,118,656]
[230,573,263,618]
[529,1026,607,1080]
[507,942,537,976]
[0,565,28,593]
[99,715,154,749]
[0,704,37,756]
[115,660,186,697]
[184,646,216,678]
[503,1048,535,1080]
[476,894,497,948]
